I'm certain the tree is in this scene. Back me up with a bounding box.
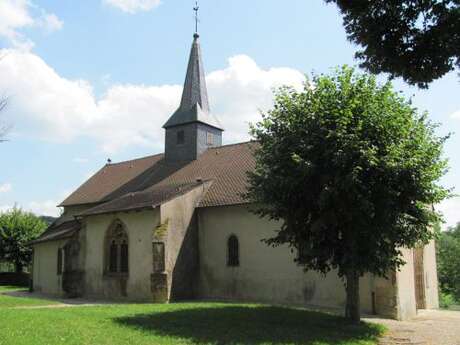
[326,1,460,88]
[436,223,460,301]
[247,66,449,322]
[0,207,47,272]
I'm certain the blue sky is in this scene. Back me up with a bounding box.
[0,0,459,228]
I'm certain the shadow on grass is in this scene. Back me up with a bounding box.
[115,304,384,345]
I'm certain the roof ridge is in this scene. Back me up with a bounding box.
[107,152,164,166]
[107,141,254,167]
[208,140,255,150]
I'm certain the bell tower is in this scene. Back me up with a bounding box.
[163,15,223,162]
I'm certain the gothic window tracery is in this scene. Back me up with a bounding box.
[105,222,129,275]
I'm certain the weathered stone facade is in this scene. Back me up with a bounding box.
[32,200,438,320]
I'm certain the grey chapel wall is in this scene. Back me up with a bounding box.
[197,204,402,318]
[83,209,160,301]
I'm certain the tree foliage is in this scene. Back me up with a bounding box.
[437,223,460,301]
[247,66,449,321]
[326,1,460,88]
[0,207,47,272]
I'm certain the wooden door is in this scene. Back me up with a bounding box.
[413,247,426,309]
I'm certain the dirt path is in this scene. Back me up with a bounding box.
[365,310,460,345]
[3,290,110,309]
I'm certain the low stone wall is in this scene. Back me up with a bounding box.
[0,272,30,287]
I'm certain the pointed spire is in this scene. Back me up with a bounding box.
[179,34,210,113]
[163,34,223,130]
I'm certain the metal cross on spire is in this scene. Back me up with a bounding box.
[193,1,199,35]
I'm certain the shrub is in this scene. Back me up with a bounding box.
[439,292,456,309]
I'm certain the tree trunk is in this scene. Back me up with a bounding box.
[345,268,360,323]
[15,262,23,273]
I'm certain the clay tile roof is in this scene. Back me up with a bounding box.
[30,220,80,245]
[79,180,209,217]
[60,154,164,207]
[60,141,258,210]
[155,142,257,207]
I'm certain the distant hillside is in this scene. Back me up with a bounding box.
[40,216,57,225]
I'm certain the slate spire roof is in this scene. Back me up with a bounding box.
[163,34,223,130]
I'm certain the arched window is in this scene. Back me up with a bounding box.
[109,241,118,273]
[105,222,129,275]
[120,240,129,273]
[227,235,239,267]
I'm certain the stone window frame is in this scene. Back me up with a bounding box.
[152,242,166,273]
[227,234,240,267]
[104,220,129,277]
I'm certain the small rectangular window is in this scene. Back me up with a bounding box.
[177,130,185,145]
[206,132,214,146]
[152,242,165,273]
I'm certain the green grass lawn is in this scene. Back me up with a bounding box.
[0,286,385,345]
[0,286,61,308]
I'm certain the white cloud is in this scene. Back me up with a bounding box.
[0,200,61,217]
[36,13,64,33]
[450,109,460,119]
[0,183,12,193]
[103,0,161,14]
[28,200,61,217]
[0,205,12,214]
[208,55,305,142]
[436,197,460,230]
[0,0,63,50]
[0,0,34,49]
[0,50,305,153]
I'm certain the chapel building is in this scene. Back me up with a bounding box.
[30,32,439,320]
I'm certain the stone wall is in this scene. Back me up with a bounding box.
[158,182,210,301]
[395,247,417,320]
[32,239,68,296]
[423,240,439,309]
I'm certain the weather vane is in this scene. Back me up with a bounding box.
[193,1,199,35]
